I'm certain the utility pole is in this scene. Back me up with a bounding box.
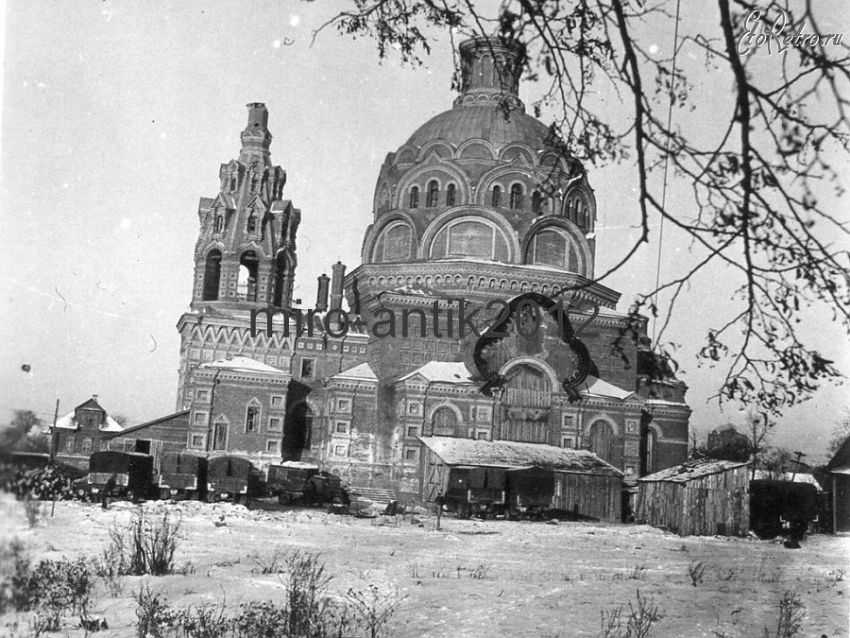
[49,399,60,464]
[50,399,59,518]
[790,450,807,482]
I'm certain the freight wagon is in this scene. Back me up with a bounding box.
[86,451,154,501]
[157,451,207,500]
[207,455,260,503]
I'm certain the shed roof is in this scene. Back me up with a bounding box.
[104,410,190,439]
[638,458,748,483]
[419,436,623,476]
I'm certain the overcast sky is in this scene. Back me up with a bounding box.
[1,1,848,462]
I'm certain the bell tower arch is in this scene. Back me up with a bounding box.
[188,103,300,312]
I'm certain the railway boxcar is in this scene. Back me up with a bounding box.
[207,455,259,503]
[750,479,818,539]
[158,451,208,500]
[87,451,154,501]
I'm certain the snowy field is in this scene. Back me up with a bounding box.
[1,493,848,637]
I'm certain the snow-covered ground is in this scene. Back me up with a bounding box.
[1,494,848,637]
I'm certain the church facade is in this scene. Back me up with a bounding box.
[169,36,690,500]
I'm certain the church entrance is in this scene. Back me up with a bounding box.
[501,364,551,444]
[283,387,314,461]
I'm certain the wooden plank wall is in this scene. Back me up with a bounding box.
[552,472,622,523]
[420,448,448,503]
[635,466,749,536]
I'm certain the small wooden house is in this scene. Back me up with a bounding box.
[419,436,624,522]
[635,459,749,536]
[52,395,124,469]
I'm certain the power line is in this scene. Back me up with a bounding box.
[651,0,683,344]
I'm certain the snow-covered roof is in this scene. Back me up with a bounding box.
[330,362,378,382]
[752,470,822,487]
[579,376,634,400]
[274,461,319,470]
[826,435,850,473]
[643,398,689,407]
[399,361,474,384]
[201,355,287,375]
[54,411,76,430]
[54,411,123,433]
[419,436,623,476]
[100,416,124,432]
[639,458,748,483]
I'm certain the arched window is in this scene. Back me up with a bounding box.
[213,215,223,233]
[377,223,412,262]
[237,251,259,302]
[510,183,524,209]
[526,228,574,270]
[229,176,237,192]
[532,191,543,215]
[246,214,257,233]
[588,420,614,463]
[213,417,228,451]
[641,423,659,476]
[491,185,502,207]
[273,252,289,307]
[565,193,590,228]
[409,186,419,209]
[426,180,439,207]
[506,364,550,391]
[202,249,222,301]
[430,219,510,262]
[431,407,459,436]
[645,428,657,475]
[245,401,260,433]
[446,183,456,206]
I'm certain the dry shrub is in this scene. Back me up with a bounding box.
[599,590,664,638]
[104,509,181,577]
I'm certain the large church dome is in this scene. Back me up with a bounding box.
[359,36,601,301]
[405,104,553,151]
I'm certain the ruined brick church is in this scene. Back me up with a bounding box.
[132,36,690,500]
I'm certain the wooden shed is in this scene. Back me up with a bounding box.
[419,436,623,522]
[824,435,850,533]
[635,459,749,536]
